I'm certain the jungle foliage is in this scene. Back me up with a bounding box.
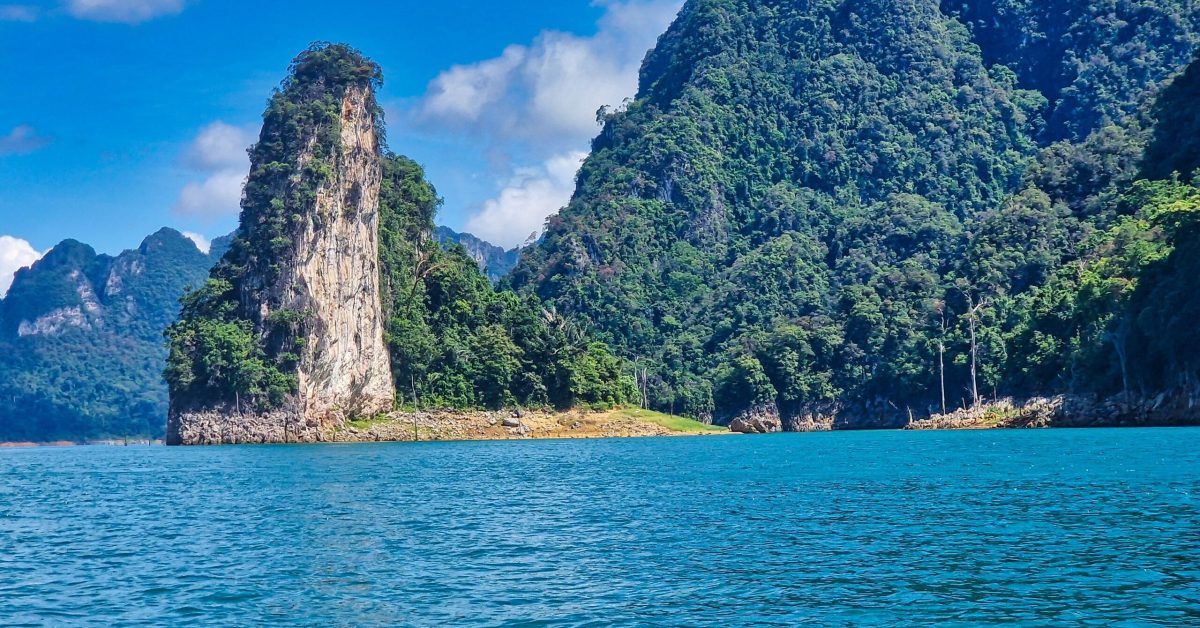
[508,0,1200,425]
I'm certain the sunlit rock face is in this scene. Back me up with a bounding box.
[168,49,396,445]
[289,82,394,423]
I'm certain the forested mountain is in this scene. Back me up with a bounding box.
[0,229,224,441]
[942,0,1199,142]
[378,155,635,411]
[434,226,520,282]
[508,0,1200,428]
[9,2,1200,440]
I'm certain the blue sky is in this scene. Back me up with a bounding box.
[0,0,681,294]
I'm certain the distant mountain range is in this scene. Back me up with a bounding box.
[435,226,521,282]
[0,229,226,441]
[0,221,515,441]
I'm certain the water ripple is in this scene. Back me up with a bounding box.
[1,429,1198,625]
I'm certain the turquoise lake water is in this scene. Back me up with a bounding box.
[1,429,1198,626]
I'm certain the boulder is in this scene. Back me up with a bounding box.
[727,405,783,434]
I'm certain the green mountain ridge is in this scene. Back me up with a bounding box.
[508,0,1200,428]
[0,228,225,441]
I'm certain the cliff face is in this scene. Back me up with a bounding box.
[291,83,394,420]
[166,45,395,444]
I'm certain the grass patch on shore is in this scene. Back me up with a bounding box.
[613,408,727,433]
[346,414,392,431]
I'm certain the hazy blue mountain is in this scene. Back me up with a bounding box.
[435,226,520,282]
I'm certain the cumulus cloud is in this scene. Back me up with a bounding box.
[0,5,38,21]
[181,231,210,254]
[174,170,245,218]
[173,121,253,219]
[0,125,49,155]
[464,151,587,249]
[66,0,185,24]
[417,0,680,146]
[422,46,527,124]
[410,0,681,247]
[183,121,252,170]
[0,235,43,298]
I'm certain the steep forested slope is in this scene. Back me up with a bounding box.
[379,155,636,411]
[0,229,222,441]
[509,0,1200,427]
[942,0,1200,142]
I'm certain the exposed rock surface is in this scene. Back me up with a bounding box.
[337,409,730,443]
[906,390,1200,430]
[290,83,394,421]
[167,51,396,446]
[169,405,332,445]
[727,404,783,434]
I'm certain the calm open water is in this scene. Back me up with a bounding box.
[1,429,1198,626]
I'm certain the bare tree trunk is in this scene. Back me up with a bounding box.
[411,375,420,442]
[969,316,979,407]
[963,296,989,408]
[939,343,946,415]
[939,313,947,415]
[1106,324,1130,406]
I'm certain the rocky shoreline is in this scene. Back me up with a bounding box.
[335,408,728,442]
[906,391,1200,430]
[161,407,729,445]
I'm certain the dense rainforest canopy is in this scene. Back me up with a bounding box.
[508,0,1200,426]
[0,230,224,441]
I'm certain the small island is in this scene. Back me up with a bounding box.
[163,45,675,445]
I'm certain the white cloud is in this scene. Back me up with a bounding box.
[410,0,681,247]
[66,0,185,24]
[464,151,587,248]
[0,125,49,155]
[173,170,244,218]
[0,236,43,298]
[181,231,210,254]
[173,121,252,219]
[184,121,253,170]
[422,46,527,123]
[0,5,38,21]
[416,0,681,147]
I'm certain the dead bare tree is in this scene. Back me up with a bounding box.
[964,295,991,408]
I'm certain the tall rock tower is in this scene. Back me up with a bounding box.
[166,44,395,444]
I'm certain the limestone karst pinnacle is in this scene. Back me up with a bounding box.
[166,44,395,444]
